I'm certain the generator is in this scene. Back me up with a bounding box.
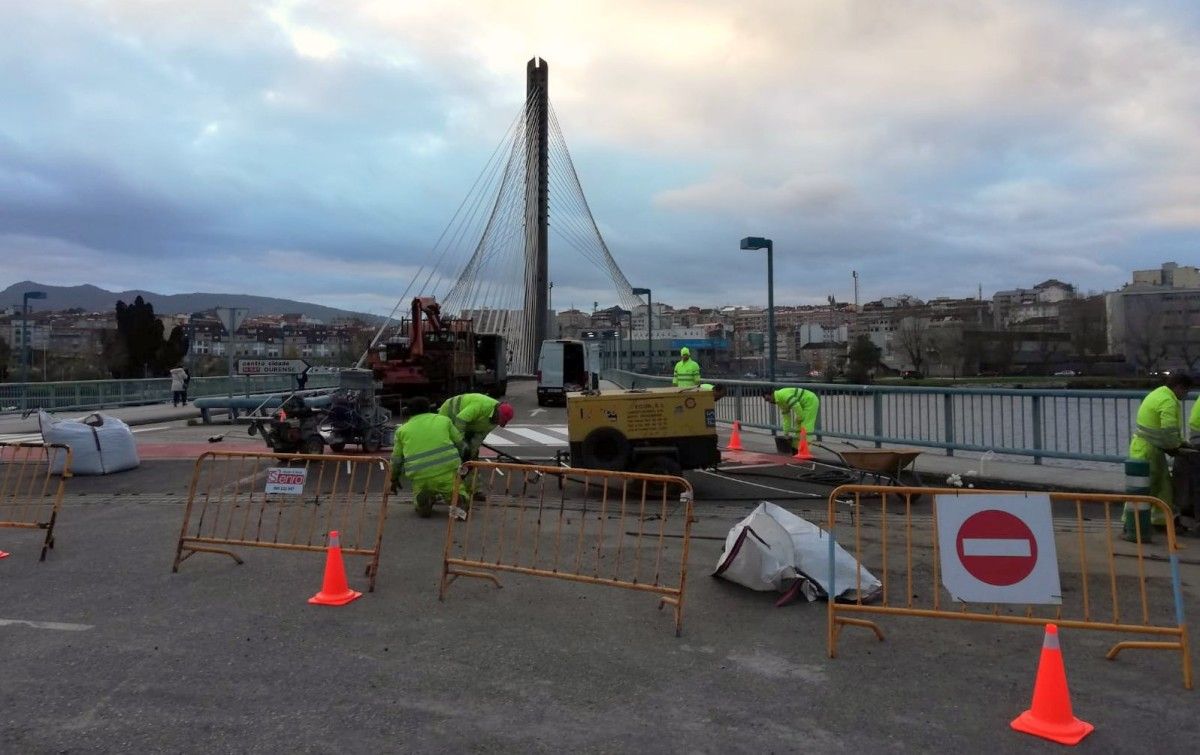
[566,388,720,475]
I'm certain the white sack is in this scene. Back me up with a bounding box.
[714,501,881,603]
[39,411,140,476]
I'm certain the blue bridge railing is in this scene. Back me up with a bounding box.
[0,374,339,416]
[602,369,1197,466]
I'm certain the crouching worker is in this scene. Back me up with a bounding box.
[391,397,466,518]
[764,386,820,452]
[438,392,515,461]
[700,383,727,402]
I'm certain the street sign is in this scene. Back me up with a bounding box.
[237,359,310,376]
[215,306,248,335]
[935,493,1061,605]
[265,467,307,495]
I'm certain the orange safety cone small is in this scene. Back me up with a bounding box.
[792,427,814,460]
[308,530,362,606]
[0,550,9,560]
[726,421,744,451]
[1010,624,1093,746]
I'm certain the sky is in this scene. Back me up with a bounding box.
[2,0,1199,316]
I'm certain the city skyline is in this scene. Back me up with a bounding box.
[3,2,1198,314]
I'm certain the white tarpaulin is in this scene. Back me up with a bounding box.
[714,502,881,603]
[38,411,140,476]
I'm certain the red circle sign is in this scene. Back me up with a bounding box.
[955,510,1038,587]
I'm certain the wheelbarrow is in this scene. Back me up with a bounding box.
[833,447,923,487]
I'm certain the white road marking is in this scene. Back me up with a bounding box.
[961,538,1031,558]
[530,408,545,416]
[0,618,94,632]
[1,424,169,445]
[504,427,568,446]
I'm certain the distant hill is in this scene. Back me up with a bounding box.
[0,281,381,323]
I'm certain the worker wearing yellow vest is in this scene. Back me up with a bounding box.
[764,386,820,451]
[438,392,515,461]
[1190,396,1200,445]
[700,383,727,401]
[1128,374,1194,529]
[391,397,466,517]
[672,347,701,388]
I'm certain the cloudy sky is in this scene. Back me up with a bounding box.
[2,0,1198,315]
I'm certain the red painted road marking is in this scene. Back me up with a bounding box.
[955,509,1038,587]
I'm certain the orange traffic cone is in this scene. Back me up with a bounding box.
[726,421,744,451]
[1010,624,1093,745]
[792,427,813,460]
[308,530,362,606]
[0,550,9,560]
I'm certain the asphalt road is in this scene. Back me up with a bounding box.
[2,379,1197,751]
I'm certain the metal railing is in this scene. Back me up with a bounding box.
[602,369,1198,466]
[0,374,338,416]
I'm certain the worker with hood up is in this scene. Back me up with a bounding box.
[673,347,701,388]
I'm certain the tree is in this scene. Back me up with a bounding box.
[1062,296,1108,357]
[102,297,189,378]
[846,335,881,383]
[896,317,929,374]
[0,335,9,380]
[929,325,967,378]
[1123,301,1170,374]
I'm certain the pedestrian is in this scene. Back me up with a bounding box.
[391,397,466,518]
[169,364,189,407]
[1128,372,1194,534]
[296,367,309,391]
[438,392,515,463]
[672,347,701,388]
[764,386,820,452]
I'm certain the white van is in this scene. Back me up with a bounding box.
[537,339,596,406]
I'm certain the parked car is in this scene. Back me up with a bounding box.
[1054,370,1078,377]
[901,370,924,380]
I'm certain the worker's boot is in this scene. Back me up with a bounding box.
[1122,504,1154,544]
[414,490,435,518]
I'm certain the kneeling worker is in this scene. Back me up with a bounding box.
[391,397,465,517]
[764,386,820,452]
[439,392,515,461]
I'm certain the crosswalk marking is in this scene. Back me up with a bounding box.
[484,424,568,448]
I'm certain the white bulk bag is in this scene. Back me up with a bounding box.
[38,411,140,476]
[714,501,881,603]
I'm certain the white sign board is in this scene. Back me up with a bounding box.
[238,359,309,376]
[265,467,307,495]
[935,493,1061,605]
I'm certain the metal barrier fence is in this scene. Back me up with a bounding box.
[173,450,391,590]
[439,461,695,635]
[604,369,1199,465]
[0,442,71,560]
[824,484,1192,689]
[0,373,338,415]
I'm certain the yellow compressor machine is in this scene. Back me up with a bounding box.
[566,387,721,475]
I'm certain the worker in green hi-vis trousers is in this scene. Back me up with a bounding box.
[1126,373,1194,539]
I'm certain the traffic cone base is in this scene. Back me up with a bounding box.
[308,530,363,607]
[792,428,813,460]
[725,421,743,452]
[1010,624,1093,746]
[1011,709,1093,746]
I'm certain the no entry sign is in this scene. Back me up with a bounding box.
[936,494,1061,605]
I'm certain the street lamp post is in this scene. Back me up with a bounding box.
[631,287,652,374]
[21,290,47,384]
[740,237,775,384]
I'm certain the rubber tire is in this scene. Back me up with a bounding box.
[302,436,324,456]
[634,455,682,478]
[329,442,346,453]
[536,395,548,407]
[362,428,384,453]
[579,428,632,471]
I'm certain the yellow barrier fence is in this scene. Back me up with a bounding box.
[439,461,695,635]
[172,450,391,591]
[0,442,71,561]
[826,485,1192,689]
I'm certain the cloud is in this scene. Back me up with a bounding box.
[0,0,1197,315]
